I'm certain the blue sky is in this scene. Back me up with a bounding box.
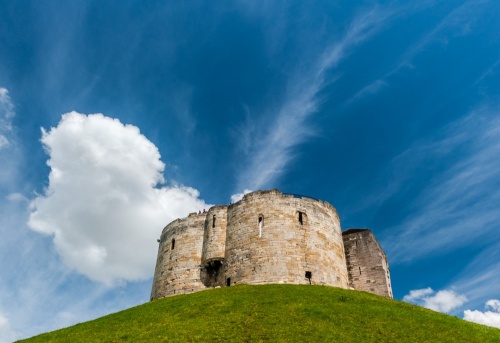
[1,1,500,340]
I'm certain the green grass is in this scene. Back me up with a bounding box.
[18,284,500,342]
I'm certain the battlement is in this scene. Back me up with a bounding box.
[151,190,392,300]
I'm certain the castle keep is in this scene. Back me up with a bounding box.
[151,190,392,300]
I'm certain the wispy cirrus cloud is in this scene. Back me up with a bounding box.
[448,244,500,310]
[348,1,489,103]
[436,252,500,329]
[401,214,500,328]
[382,106,500,263]
[0,88,22,191]
[0,88,15,149]
[234,6,395,192]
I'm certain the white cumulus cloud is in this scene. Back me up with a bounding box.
[403,287,467,313]
[403,287,434,301]
[464,299,500,329]
[0,312,19,343]
[28,112,209,284]
[230,189,252,203]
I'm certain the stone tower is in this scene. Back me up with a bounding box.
[342,229,393,298]
[200,206,227,288]
[223,190,348,288]
[150,190,392,300]
[150,213,206,298]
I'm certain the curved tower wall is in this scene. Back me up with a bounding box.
[201,206,228,263]
[223,190,348,287]
[200,206,228,287]
[150,213,206,299]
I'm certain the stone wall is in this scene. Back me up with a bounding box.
[342,229,393,298]
[150,213,206,299]
[223,190,348,288]
[201,206,227,264]
[200,206,227,287]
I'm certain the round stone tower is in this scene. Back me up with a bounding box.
[223,190,348,288]
[150,212,205,299]
[200,205,227,287]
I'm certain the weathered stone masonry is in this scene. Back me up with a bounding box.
[343,229,393,298]
[151,190,393,300]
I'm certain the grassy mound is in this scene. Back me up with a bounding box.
[19,284,500,342]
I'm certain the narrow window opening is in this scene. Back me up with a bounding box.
[359,267,361,275]
[212,214,216,228]
[258,215,263,237]
[298,212,303,225]
[226,277,231,286]
[171,238,176,250]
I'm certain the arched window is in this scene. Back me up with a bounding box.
[212,214,216,228]
[298,212,303,225]
[171,238,176,250]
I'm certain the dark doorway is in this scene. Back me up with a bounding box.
[305,271,312,285]
[201,260,223,287]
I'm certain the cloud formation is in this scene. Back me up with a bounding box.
[382,107,500,263]
[235,6,393,192]
[230,189,252,203]
[0,312,18,343]
[348,1,487,103]
[0,88,14,149]
[28,112,208,284]
[0,87,23,194]
[464,300,500,329]
[403,287,467,313]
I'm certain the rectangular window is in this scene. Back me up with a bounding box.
[258,215,263,237]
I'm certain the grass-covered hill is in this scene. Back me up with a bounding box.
[19,284,500,342]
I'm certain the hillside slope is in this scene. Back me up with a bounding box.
[19,284,500,342]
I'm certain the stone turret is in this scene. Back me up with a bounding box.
[342,229,393,298]
[150,213,206,299]
[200,206,227,287]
